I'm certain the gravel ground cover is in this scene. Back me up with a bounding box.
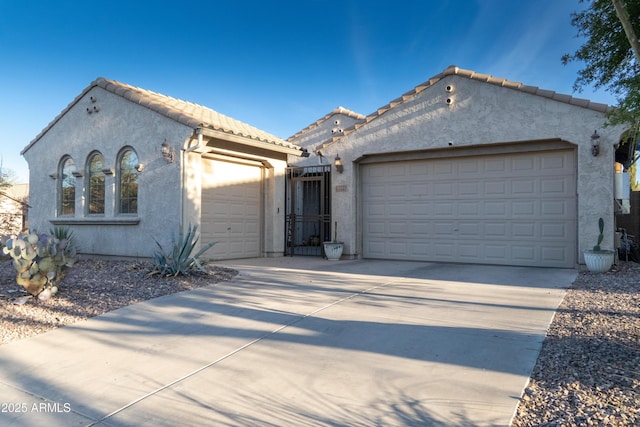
[1,258,638,425]
[511,261,640,426]
[0,259,237,345]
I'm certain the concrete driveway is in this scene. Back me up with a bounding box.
[0,258,576,426]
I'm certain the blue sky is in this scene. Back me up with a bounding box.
[0,0,616,183]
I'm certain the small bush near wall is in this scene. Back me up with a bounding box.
[150,224,216,277]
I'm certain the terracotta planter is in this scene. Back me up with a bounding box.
[583,250,615,273]
[323,242,344,261]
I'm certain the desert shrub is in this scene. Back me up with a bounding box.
[150,224,216,276]
[50,226,78,257]
[3,231,75,299]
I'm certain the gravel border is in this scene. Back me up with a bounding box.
[511,261,640,426]
[0,259,237,345]
[1,258,638,425]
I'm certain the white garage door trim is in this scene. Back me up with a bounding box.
[361,146,577,268]
[201,155,263,260]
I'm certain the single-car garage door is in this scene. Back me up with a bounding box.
[201,157,262,260]
[362,149,576,267]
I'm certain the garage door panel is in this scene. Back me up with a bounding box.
[541,222,569,238]
[485,158,508,173]
[513,156,535,171]
[485,201,507,216]
[434,201,454,215]
[459,244,481,258]
[459,222,481,236]
[541,178,568,194]
[512,223,536,238]
[485,245,508,259]
[542,247,568,262]
[388,221,408,235]
[512,179,536,194]
[485,181,507,195]
[362,150,576,267]
[486,222,508,237]
[513,201,537,216]
[512,245,536,262]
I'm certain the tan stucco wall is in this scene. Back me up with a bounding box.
[291,75,627,265]
[291,112,364,149]
[262,160,288,257]
[23,87,192,257]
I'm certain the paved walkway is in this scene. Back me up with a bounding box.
[0,258,576,426]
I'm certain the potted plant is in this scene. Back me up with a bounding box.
[323,221,344,261]
[583,217,615,272]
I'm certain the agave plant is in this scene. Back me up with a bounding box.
[150,224,216,276]
[50,226,78,257]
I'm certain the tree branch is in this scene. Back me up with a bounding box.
[612,0,640,63]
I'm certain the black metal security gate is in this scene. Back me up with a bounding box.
[285,165,331,256]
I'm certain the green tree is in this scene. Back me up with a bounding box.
[562,0,640,135]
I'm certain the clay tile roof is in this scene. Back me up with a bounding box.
[319,65,612,146]
[23,77,304,155]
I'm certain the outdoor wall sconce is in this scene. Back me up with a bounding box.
[335,154,344,173]
[135,163,145,172]
[161,140,175,163]
[591,130,601,157]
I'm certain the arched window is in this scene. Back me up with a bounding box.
[118,148,139,214]
[59,156,76,216]
[87,152,105,214]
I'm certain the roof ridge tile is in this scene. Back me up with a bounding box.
[318,65,613,148]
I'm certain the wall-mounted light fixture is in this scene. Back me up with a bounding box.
[161,140,175,163]
[591,130,601,157]
[334,154,344,173]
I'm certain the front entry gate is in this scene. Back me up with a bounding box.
[285,165,331,256]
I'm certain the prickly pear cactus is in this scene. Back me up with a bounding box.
[2,232,72,298]
[593,217,605,251]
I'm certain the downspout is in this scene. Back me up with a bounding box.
[186,127,204,152]
[181,127,204,238]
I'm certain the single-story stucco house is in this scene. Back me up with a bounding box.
[22,65,632,268]
[22,78,308,260]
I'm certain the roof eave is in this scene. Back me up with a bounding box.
[200,128,306,156]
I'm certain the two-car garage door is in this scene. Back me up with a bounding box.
[362,149,576,268]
